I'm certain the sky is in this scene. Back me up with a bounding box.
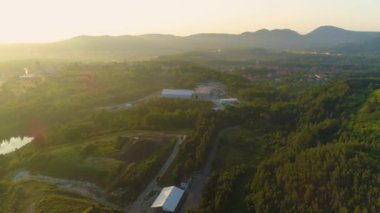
[0,0,379,42]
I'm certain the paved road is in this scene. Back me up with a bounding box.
[96,91,161,111]
[127,135,185,213]
[179,127,239,213]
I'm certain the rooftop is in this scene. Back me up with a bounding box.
[151,186,184,212]
[162,89,193,96]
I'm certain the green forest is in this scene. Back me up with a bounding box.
[195,79,380,212]
[0,51,379,212]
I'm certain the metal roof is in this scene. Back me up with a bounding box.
[151,186,184,212]
[162,89,193,96]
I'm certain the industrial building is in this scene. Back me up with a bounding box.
[161,89,194,99]
[194,86,214,100]
[151,186,184,213]
[193,82,226,100]
[161,83,238,112]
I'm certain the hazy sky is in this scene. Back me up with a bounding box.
[0,0,379,42]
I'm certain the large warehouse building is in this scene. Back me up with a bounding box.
[161,89,194,99]
[151,186,184,212]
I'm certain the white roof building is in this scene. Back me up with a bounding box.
[217,98,239,104]
[161,89,193,99]
[151,186,184,212]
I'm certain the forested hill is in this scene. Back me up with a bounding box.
[335,37,380,54]
[196,79,380,213]
[250,80,380,212]
[0,26,379,61]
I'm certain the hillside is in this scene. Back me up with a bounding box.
[1,26,380,61]
[194,79,380,213]
[305,26,380,46]
[0,53,380,212]
[0,60,220,212]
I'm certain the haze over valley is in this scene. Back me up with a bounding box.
[0,1,380,213]
[1,26,380,61]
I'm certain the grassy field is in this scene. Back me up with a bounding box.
[6,131,176,185]
[0,130,177,211]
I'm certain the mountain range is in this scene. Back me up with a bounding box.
[0,26,379,61]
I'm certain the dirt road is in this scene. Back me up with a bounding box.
[179,127,239,212]
[96,91,161,111]
[13,170,124,211]
[127,135,185,213]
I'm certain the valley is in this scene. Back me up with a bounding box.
[0,39,379,213]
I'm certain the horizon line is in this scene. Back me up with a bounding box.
[1,25,379,45]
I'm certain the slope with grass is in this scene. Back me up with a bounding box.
[0,60,224,211]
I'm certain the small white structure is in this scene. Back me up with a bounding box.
[217,98,239,105]
[161,89,193,99]
[19,68,35,79]
[151,186,184,212]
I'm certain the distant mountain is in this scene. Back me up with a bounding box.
[240,29,303,49]
[305,26,380,47]
[0,26,379,61]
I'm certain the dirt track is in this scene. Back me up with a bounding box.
[179,127,239,212]
[127,135,184,213]
[13,170,124,211]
